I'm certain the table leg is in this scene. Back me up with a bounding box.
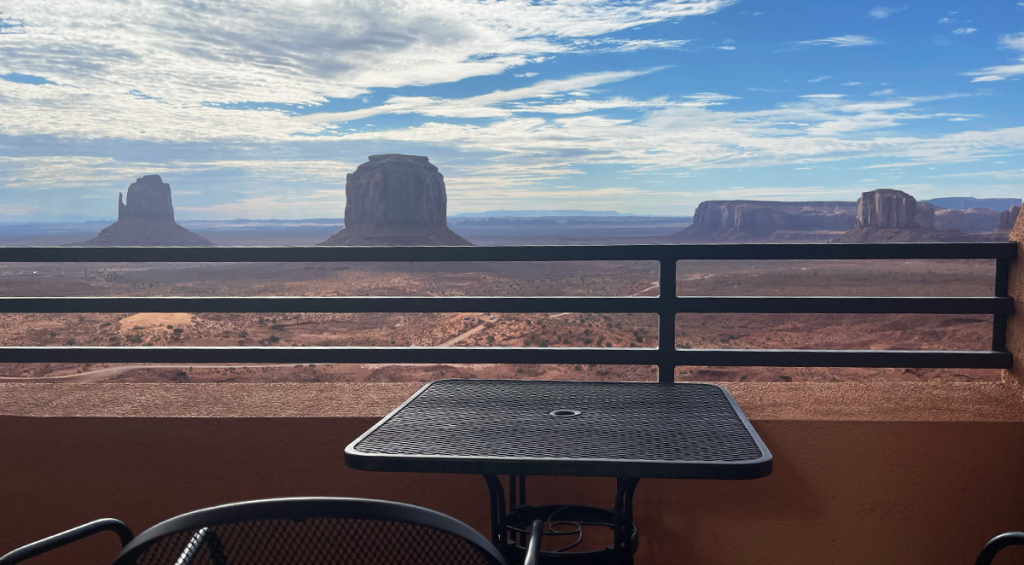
[483,474,507,547]
[483,474,639,565]
[613,478,640,565]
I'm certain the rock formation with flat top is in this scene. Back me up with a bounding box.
[834,189,1002,242]
[932,208,1001,233]
[855,188,918,229]
[83,175,212,246]
[319,154,471,246]
[671,200,856,242]
[997,206,1022,233]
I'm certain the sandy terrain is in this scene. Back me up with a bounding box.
[0,257,1000,383]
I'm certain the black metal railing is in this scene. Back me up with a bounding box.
[0,242,1015,382]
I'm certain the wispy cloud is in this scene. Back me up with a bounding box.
[808,76,831,82]
[871,88,895,96]
[794,35,878,48]
[953,28,977,35]
[868,6,906,19]
[299,68,672,123]
[963,32,1024,82]
[842,82,861,86]
[570,38,691,53]
[0,0,736,124]
[330,92,1024,174]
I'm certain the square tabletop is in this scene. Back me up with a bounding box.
[345,379,772,480]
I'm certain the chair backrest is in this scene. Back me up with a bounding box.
[112,497,507,565]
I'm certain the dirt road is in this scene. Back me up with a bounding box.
[549,281,659,318]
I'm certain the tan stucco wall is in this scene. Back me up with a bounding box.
[2,383,1024,565]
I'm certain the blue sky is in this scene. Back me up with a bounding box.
[0,0,1022,220]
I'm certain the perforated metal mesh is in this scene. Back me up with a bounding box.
[355,381,764,464]
[126,517,500,565]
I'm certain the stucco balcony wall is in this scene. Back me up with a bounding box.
[3,382,1024,565]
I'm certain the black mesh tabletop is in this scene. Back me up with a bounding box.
[345,380,771,479]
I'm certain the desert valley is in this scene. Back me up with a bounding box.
[0,155,1018,384]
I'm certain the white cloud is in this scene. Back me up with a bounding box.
[794,36,878,48]
[871,89,895,96]
[1005,32,1024,51]
[953,28,977,35]
[842,82,861,86]
[515,73,539,78]
[0,155,361,192]
[868,6,906,19]
[939,17,955,24]
[570,38,691,52]
[800,94,845,99]
[0,0,735,139]
[808,76,831,82]
[299,68,670,123]
[15,91,1014,200]
[718,45,736,50]
[328,92,1024,175]
[962,32,1024,82]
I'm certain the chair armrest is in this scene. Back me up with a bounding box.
[0,519,133,565]
[523,519,543,565]
[975,531,1024,565]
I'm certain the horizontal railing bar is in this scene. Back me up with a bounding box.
[0,346,1010,369]
[674,296,1015,315]
[673,349,1012,369]
[0,296,658,314]
[0,296,1013,315]
[0,242,1015,263]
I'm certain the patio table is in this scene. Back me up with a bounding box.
[345,379,772,564]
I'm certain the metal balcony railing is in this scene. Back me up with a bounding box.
[0,242,1015,382]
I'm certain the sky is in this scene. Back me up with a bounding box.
[0,0,1022,221]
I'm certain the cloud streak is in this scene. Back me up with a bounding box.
[794,35,878,48]
[868,6,906,19]
[963,32,1024,82]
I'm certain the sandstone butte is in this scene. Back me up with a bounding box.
[673,188,1018,244]
[82,175,212,246]
[997,205,1022,233]
[834,189,1006,243]
[671,200,857,242]
[319,154,472,246]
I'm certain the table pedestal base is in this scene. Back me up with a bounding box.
[483,475,640,565]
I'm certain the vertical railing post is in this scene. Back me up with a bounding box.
[658,256,677,382]
[993,258,1010,351]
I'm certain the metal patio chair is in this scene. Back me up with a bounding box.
[976,531,1024,565]
[0,497,542,565]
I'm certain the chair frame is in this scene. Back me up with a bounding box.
[975,531,1024,565]
[2,497,536,565]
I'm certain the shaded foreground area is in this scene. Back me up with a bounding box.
[0,258,999,383]
[3,383,1024,565]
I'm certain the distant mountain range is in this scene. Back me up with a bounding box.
[921,197,1021,211]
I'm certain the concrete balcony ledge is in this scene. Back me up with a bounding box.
[2,380,1023,422]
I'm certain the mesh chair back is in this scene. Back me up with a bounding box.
[113,498,506,565]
